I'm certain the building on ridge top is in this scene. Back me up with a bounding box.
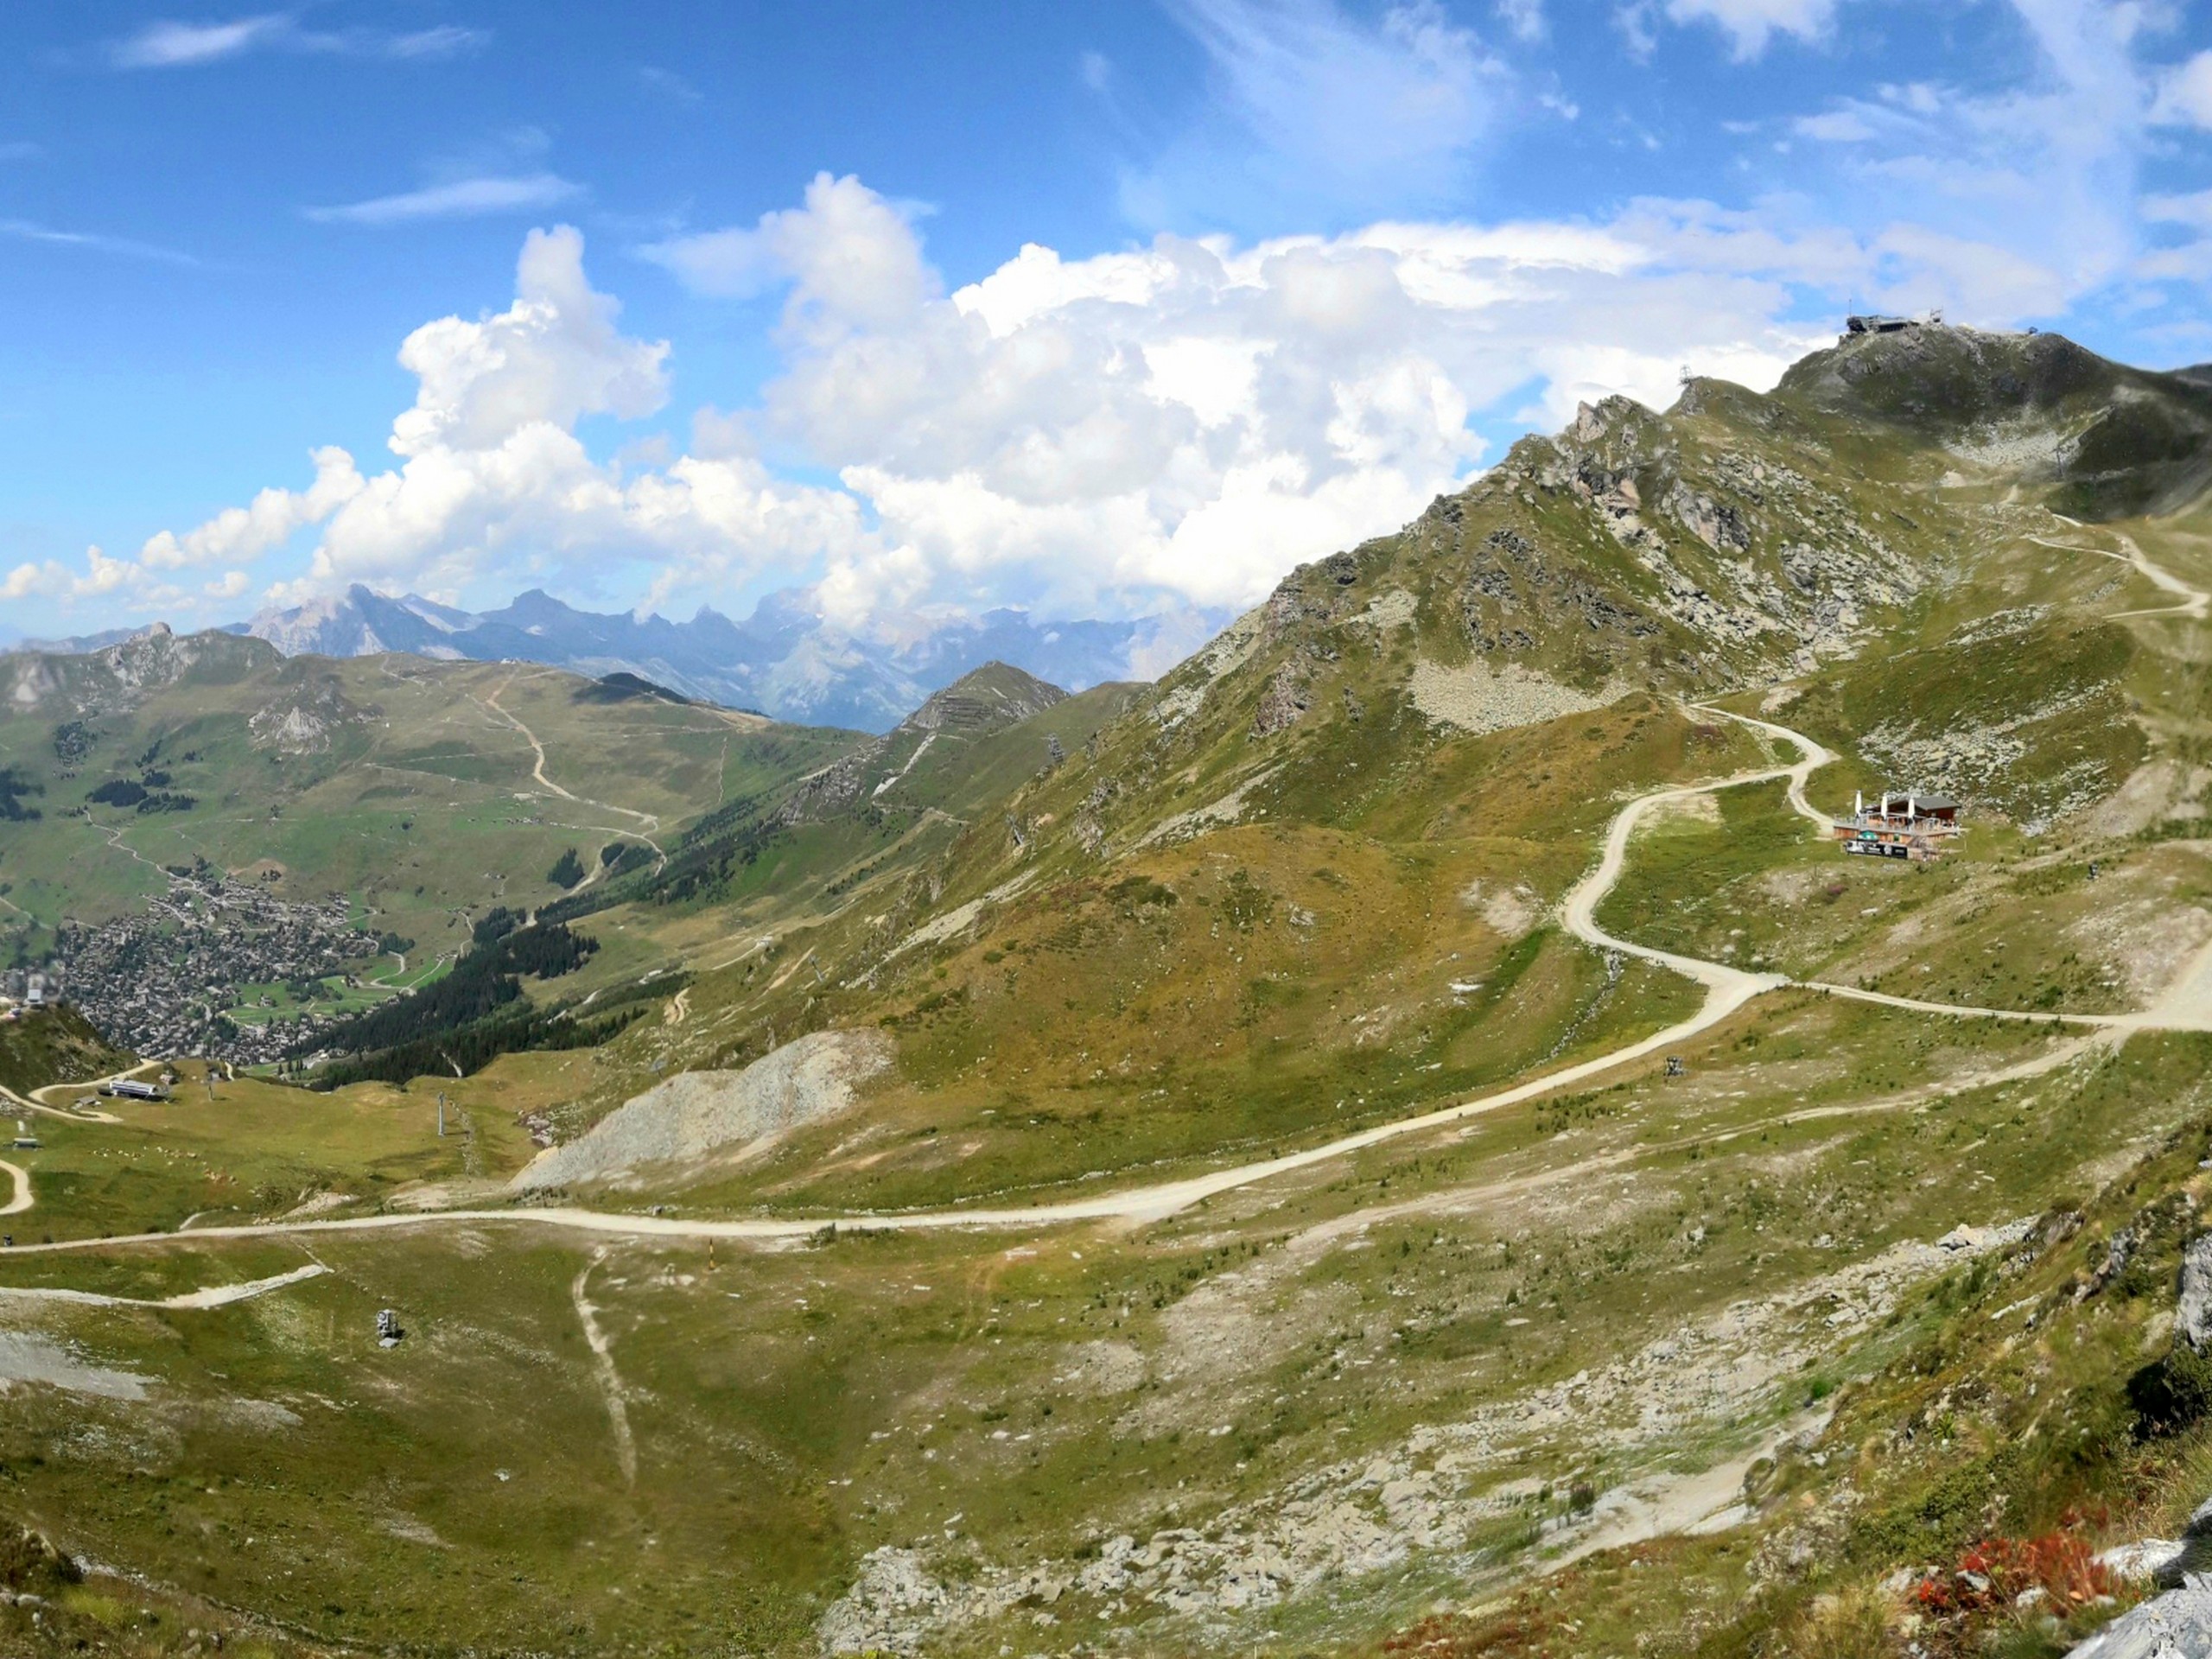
[1844,312,1942,335]
[1832,788,1961,861]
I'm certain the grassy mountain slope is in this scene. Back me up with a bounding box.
[1781,322,2212,518]
[9,323,2212,1658]
[0,1002,132,1096]
[0,632,858,957]
[524,325,2176,1198]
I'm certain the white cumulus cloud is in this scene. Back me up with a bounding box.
[663,179,1847,624]
[141,447,363,569]
[389,225,671,454]
[114,88,2154,644]
[145,224,868,613]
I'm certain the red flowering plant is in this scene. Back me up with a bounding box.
[1910,1514,2117,1618]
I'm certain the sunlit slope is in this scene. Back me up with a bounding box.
[12,324,2212,1659]
[1780,321,2212,518]
[549,619,1781,1202]
[567,664,1143,926]
[0,632,861,955]
[0,1003,131,1096]
[529,325,2212,1209]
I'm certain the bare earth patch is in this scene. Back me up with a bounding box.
[513,1029,895,1192]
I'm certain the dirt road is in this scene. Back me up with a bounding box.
[10,674,2209,1255]
[0,1161,29,1217]
[0,1263,326,1308]
[476,673,669,877]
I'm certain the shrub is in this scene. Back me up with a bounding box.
[2127,1343,2212,1438]
[0,768,43,822]
[1912,1527,2116,1615]
[0,1524,81,1592]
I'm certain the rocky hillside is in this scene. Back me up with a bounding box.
[501,322,2206,1299]
[0,624,278,720]
[1780,322,2212,518]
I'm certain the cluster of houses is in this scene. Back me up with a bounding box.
[52,864,385,1063]
[0,969,58,1014]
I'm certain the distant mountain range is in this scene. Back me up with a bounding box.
[20,585,1205,734]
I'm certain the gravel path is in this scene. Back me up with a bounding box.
[10,672,2210,1259]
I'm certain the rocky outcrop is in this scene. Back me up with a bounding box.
[3,626,276,718]
[2177,1234,2212,1351]
[248,674,374,754]
[2077,1498,2212,1656]
[772,750,876,826]
[1664,482,1751,552]
[2070,1586,2212,1658]
[818,1548,948,1655]
[1250,665,1311,735]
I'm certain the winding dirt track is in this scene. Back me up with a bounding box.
[12,721,2204,1262]
[11,524,2209,1267]
[14,732,1834,1255]
[479,676,662,830]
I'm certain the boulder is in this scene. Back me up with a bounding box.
[2179,1235,2212,1351]
[2069,1582,2212,1657]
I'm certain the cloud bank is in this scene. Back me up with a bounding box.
[33,0,2210,641]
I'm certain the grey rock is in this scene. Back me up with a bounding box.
[2069,1583,2212,1658]
[2145,1496,2212,1590]
[1250,664,1311,736]
[2177,1235,2212,1351]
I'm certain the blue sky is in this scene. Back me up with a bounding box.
[5,0,2212,644]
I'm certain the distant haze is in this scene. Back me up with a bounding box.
[229,584,1200,732]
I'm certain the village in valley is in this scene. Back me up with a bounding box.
[17,862,397,1065]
